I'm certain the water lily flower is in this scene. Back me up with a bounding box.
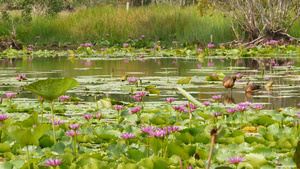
[141,126,154,133]
[228,42,232,46]
[235,106,245,112]
[0,114,8,121]
[136,91,147,97]
[105,93,109,98]
[28,45,34,48]
[123,43,129,47]
[95,112,104,119]
[166,126,180,132]
[36,36,40,39]
[43,158,62,166]
[49,119,65,125]
[128,77,138,83]
[264,77,270,81]
[239,101,251,107]
[66,130,81,137]
[166,97,174,103]
[212,73,218,78]
[219,43,224,46]
[252,104,264,110]
[186,166,193,169]
[212,95,222,100]
[69,124,81,130]
[211,112,221,117]
[157,41,161,43]
[85,43,92,47]
[130,106,142,114]
[149,129,166,137]
[203,101,211,106]
[6,93,14,98]
[141,35,145,38]
[184,109,195,113]
[114,105,123,110]
[83,114,92,121]
[227,156,245,165]
[197,48,202,52]
[105,34,109,37]
[101,48,106,51]
[154,45,158,48]
[197,63,202,68]
[287,65,291,69]
[131,95,142,102]
[235,73,243,79]
[290,38,295,41]
[172,41,179,44]
[128,35,133,38]
[59,95,70,101]
[172,105,180,110]
[207,62,214,66]
[7,42,11,45]
[207,44,214,48]
[238,40,243,43]
[120,133,135,139]
[227,108,235,114]
[270,59,276,64]
[17,74,26,81]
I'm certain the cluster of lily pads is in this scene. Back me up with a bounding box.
[0,73,299,169]
[1,38,300,60]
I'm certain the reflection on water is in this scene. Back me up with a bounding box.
[0,56,300,110]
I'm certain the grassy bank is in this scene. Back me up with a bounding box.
[3,5,300,47]
[11,5,236,46]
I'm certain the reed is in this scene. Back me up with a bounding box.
[2,5,248,46]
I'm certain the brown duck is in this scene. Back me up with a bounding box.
[245,78,261,93]
[222,75,237,92]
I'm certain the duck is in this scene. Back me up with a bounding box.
[222,75,237,92]
[245,78,261,93]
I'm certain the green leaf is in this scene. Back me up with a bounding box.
[137,158,154,169]
[176,132,195,144]
[0,143,11,152]
[149,89,160,95]
[245,153,267,168]
[24,77,79,101]
[177,87,202,107]
[19,112,39,127]
[206,76,221,81]
[126,149,146,162]
[177,77,191,84]
[205,124,226,138]
[166,142,189,160]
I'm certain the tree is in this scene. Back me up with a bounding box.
[198,0,300,48]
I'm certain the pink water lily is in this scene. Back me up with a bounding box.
[136,91,147,97]
[203,101,211,106]
[95,113,104,119]
[120,133,135,139]
[130,106,142,114]
[212,95,221,100]
[43,158,62,166]
[227,109,236,114]
[114,105,123,110]
[227,156,245,164]
[128,77,138,83]
[70,124,81,130]
[6,93,14,98]
[59,95,70,101]
[49,119,65,125]
[141,126,154,133]
[83,114,92,121]
[66,130,81,137]
[166,97,175,103]
[0,114,8,121]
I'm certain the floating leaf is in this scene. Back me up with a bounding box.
[126,149,146,162]
[24,77,79,101]
[177,77,191,84]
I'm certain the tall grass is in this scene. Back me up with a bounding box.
[3,6,238,46]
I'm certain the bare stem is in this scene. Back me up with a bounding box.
[206,134,216,169]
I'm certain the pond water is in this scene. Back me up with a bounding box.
[1,56,300,110]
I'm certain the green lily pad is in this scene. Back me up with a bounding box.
[24,77,79,101]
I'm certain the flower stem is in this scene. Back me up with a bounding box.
[240,111,243,129]
[206,133,216,169]
[74,132,77,157]
[26,145,31,169]
[0,131,2,143]
[117,110,120,124]
[231,114,234,133]
[176,111,179,124]
[127,139,130,150]
[9,98,11,108]
[40,102,44,123]
[147,137,149,157]
[188,101,191,128]
[50,101,56,144]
